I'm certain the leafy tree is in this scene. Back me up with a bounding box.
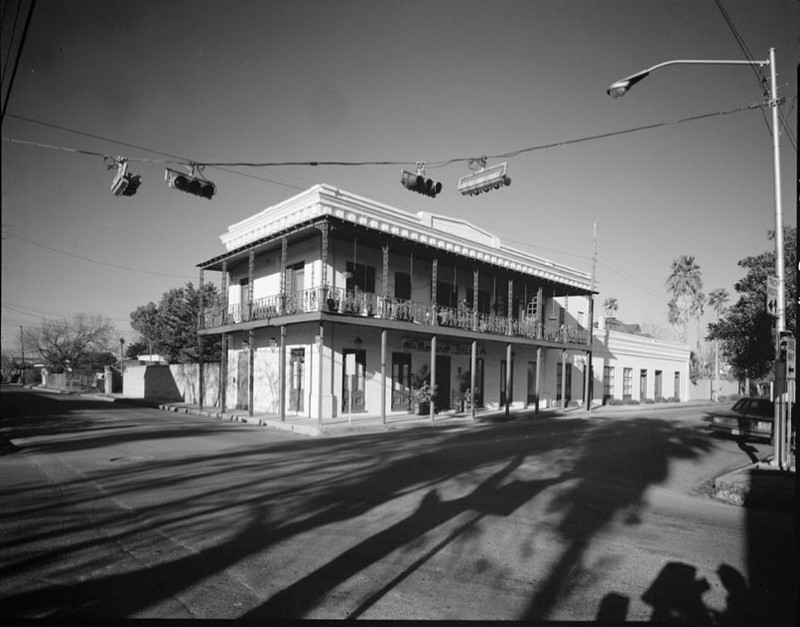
[24,313,115,372]
[129,282,221,364]
[130,302,161,359]
[602,297,618,318]
[707,227,797,382]
[666,255,705,343]
[124,339,151,360]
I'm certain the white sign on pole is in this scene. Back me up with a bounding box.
[767,275,779,317]
[786,338,796,380]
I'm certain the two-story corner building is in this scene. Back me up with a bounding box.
[196,183,600,423]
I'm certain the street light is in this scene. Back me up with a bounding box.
[607,48,789,469]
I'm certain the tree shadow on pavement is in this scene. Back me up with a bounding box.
[4,389,787,621]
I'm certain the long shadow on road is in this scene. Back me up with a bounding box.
[1,389,793,621]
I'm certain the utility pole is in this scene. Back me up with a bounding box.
[19,326,25,385]
[584,223,597,411]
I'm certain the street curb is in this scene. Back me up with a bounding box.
[711,458,796,511]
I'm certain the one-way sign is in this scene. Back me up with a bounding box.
[767,275,779,317]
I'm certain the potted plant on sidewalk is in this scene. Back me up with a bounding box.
[410,365,436,415]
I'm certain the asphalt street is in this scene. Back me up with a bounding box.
[0,386,796,623]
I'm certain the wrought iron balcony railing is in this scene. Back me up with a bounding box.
[202,287,590,346]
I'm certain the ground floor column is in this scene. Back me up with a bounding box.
[317,324,324,427]
[381,329,387,426]
[505,342,512,416]
[471,340,477,419]
[220,333,228,411]
[280,325,286,421]
[430,335,437,421]
[535,346,542,414]
[248,328,254,417]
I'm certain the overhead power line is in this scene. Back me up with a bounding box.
[5,233,196,279]
[4,102,767,173]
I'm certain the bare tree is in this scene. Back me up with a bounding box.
[24,313,115,371]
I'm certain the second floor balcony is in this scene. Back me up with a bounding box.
[203,286,590,347]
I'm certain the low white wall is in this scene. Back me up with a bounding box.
[122,363,220,405]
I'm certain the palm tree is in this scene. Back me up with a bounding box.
[707,288,730,401]
[666,255,705,344]
[603,297,619,318]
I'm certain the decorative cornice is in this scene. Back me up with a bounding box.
[217,184,594,291]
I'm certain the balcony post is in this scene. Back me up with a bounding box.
[318,220,329,289]
[507,278,513,335]
[537,287,543,339]
[280,236,287,315]
[472,269,479,332]
[431,258,438,325]
[221,260,228,324]
[248,250,255,321]
[382,244,389,316]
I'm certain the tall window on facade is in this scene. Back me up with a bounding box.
[236,278,249,322]
[346,261,375,294]
[674,371,681,399]
[654,370,663,399]
[342,349,367,412]
[556,362,572,403]
[436,280,458,308]
[623,367,633,400]
[395,271,411,300]
[289,349,305,412]
[466,288,491,314]
[391,352,412,411]
[640,369,648,400]
[603,365,615,401]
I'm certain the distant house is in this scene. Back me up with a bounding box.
[136,354,168,365]
[592,316,690,403]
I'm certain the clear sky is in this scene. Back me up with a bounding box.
[2,0,797,352]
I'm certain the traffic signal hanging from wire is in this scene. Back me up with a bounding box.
[165,165,216,199]
[109,158,142,197]
[401,163,442,198]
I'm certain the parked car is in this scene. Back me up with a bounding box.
[704,397,795,443]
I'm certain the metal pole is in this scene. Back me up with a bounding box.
[768,48,787,469]
[19,326,24,384]
[585,222,597,411]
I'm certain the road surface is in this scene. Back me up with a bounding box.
[0,387,795,623]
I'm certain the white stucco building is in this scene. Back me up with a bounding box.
[196,184,689,422]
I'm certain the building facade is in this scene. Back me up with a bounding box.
[196,184,687,423]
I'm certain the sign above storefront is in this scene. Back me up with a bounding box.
[401,337,473,356]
